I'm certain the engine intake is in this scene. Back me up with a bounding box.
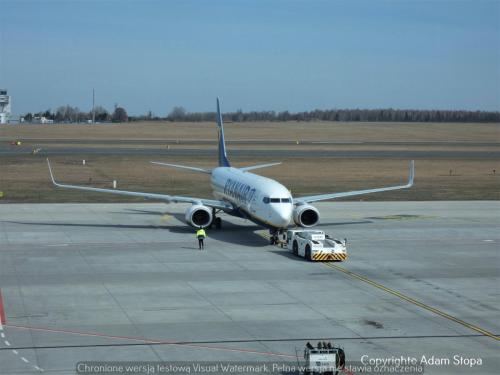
[293,204,320,227]
[185,204,213,228]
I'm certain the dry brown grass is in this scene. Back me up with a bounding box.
[1,121,499,142]
[1,155,498,203]
[1,121,499,203]
[10,142,499,153]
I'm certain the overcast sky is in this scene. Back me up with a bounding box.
[1,0,499,116]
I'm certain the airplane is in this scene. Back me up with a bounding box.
[47,98,414,244]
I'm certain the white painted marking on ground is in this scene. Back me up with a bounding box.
[0,324,45,372]
[482,239,494,242]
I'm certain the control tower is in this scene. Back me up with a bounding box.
[0,89,12,124]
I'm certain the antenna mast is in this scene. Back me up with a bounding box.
[92,88,95,124]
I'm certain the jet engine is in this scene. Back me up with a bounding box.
[185,204,213,228]
[293,204,320,227]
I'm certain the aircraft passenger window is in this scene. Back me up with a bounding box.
[270,198,280,203]
[263,197,270,204]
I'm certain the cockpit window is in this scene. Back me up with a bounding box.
[264,197,292,204]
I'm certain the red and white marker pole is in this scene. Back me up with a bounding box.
[0,289,6,326]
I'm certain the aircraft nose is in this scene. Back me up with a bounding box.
[271,206,291,227]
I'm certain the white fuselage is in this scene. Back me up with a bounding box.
[210,167,293,229]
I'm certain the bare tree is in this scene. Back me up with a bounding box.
[167,106,186,121]
[112,107,128,122]
[92,106,110,122]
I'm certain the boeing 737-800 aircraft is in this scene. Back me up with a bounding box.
[47,98,414,243]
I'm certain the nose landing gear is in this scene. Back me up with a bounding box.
[269,229,286,246]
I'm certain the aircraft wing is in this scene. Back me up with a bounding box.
[47,159,232,211]
[150,161,211,174]
[295,161,414,204]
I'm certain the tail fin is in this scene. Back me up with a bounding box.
[216,97,231,167]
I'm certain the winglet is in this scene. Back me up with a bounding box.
[47,158,58,186]
[408,160,415,187]
[216,97,231,167]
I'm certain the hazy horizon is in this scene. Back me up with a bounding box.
[1,0,499,117]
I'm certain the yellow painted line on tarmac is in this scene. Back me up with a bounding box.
[160,214,171,223]
[323,262,499,341]
[263,229,497,340]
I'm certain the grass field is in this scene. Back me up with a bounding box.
[1,121,499,203]
[1,121,500,142]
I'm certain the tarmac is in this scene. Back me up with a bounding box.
[0,201,498,374]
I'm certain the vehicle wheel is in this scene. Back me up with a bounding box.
[292,241,298,256]
[338,348,346,369]
[215,217,222,229]
[305,245,312,261]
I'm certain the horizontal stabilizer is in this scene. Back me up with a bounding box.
[150,161,211,174]
[240,162,282,172]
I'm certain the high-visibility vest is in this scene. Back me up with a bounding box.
[196,229,206,238]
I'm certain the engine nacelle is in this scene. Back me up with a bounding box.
[185,204,213,228]
[293,204,320,227]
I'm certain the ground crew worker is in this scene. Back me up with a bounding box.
[196,227,206,250]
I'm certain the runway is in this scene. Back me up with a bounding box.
[2,138,500,146]
[1,146,500,159]
[0,202,498,374]
[2,137,500,159]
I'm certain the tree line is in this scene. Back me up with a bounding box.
[166,107,500,123]
[21,105,500,123]
[22,105,128,123]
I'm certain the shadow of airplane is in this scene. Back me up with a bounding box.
[3,217,269,248]
[113,208,171,216]
[109,208,186,224]
[314,220,373,227]
[3,221,169,230]
[161,219,269,247]
[3,209,374,248]
[117,208,373,229]
[205,226,269,247]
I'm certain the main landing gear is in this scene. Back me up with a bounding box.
[210,208,222,229]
